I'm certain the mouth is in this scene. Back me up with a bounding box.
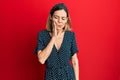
[57,25,63,28]
[58,25,63,26]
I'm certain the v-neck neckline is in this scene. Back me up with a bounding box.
[47,30,66,53]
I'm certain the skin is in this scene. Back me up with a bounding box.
[37,9,79,80]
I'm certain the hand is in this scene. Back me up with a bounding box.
[52,21,57,39]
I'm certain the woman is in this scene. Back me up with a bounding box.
[34,3,79,80]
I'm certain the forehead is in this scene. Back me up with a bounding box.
[53,9,67,17]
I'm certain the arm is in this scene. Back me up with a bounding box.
[37,37,55,64]
[37,21,57,64]
[72,54,79,80]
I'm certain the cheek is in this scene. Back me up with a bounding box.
[52,18,57,22]
[63,20,67,24]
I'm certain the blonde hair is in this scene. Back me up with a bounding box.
[46,3,72,32]
[46,14,72,32]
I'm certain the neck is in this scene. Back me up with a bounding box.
[57,29,63,34]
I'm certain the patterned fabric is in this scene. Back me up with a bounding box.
[34,30,78,80]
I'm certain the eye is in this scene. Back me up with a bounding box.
[54,16,58,19]
[62,17,66,20]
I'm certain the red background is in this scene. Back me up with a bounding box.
[0,0,120,80]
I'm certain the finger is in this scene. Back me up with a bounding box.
[52,21,55,32]
[53,21,57,28]
[53,21,57,31]
[53,21,57,36]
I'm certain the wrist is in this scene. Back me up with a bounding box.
[51,37,56,43]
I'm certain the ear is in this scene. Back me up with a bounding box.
[65,17,68,23]
[49,14,52,20]
[67,17,69,20]
[66,17,69,22]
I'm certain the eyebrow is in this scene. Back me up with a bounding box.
[54,15,67,18]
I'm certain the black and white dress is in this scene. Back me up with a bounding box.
[34,30,78,80]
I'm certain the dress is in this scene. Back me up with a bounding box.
[34,30,78,80]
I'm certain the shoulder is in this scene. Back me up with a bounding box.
[38,29,48,34]
[66,30,76,37]
[37,29,49,39]
[38,29,48,36]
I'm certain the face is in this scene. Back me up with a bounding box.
[51,9,68,30]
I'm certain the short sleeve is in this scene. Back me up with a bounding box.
[34,31,45,54]
[71,32,78,56]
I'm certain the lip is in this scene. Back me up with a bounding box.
[57,25,63,26]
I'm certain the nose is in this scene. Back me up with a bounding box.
[58,18,62,23]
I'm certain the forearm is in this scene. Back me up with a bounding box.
[73,58,79,80]
[37,37,55,64]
